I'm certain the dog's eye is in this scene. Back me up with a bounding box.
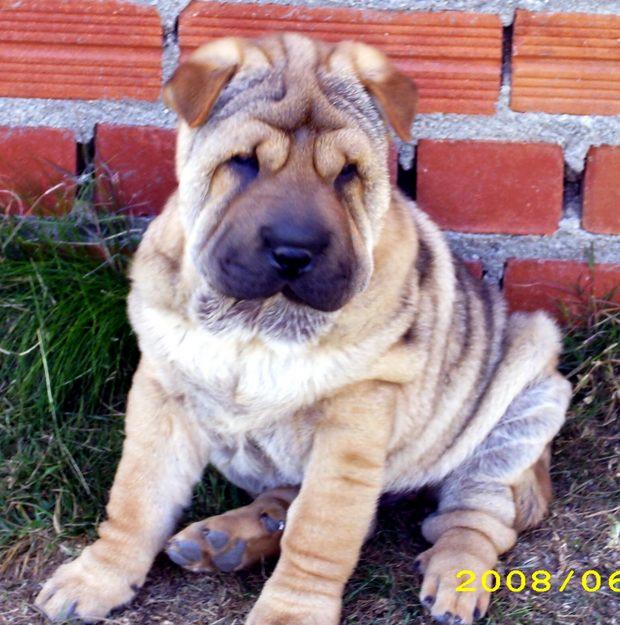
[229,153,259,179]
[336,162,358,185]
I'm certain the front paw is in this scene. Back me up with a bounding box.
[35,549,139,623]
[245,588,341,625]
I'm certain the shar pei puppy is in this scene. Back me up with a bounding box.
[36,33,571,625]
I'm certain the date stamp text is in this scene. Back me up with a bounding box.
[456,569,620,593]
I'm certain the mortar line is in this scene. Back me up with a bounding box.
[130,0,620,26]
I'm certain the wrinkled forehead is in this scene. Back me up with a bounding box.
[207,41,386,145]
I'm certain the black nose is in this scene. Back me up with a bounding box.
[261,222,329,280]
[270,246,313,279]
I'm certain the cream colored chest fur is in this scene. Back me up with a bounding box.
[130,301,384,494]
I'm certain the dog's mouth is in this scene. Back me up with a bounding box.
[207,251,354,314]
[281,285,305,306]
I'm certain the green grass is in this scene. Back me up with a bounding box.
[0,222,137,553]
[0,213,618,624]
[0,215,244,567]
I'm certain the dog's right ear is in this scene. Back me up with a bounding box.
[163,61,237,128]
[163,37,270,128]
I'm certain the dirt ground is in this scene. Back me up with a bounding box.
[3,464,618,625]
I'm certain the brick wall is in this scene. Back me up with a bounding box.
[1,0,619,320]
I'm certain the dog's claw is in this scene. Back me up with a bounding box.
[67,601,78,618]
[422,595,435,609]
[260,512,285,534]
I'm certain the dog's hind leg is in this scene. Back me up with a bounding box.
[415,372,571,624]
[166,487,298,573]
[512,445,553,533]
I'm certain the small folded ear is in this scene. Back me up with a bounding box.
[163,61,237,128]
[362,70,418,141]
[334,42,418,141]
[163,37,270,128]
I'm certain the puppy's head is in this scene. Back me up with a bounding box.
[164,34,416,340]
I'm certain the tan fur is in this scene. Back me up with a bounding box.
[512,445,553,533]
[36,34,571,625]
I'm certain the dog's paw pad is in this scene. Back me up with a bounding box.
[167,501,286,573]
[210,538,247,572]
[165,539,204,569]
[165,531,248,573]
[204,529,229,550]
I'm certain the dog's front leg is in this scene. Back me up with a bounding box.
[36,358,211,622]
[246,381,395,625]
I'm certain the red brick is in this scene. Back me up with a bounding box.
[463,260,484,279]
[179,2,502,114]
[0,0,162,100]
[416,140,564,235]
[512,11,620,115]
[504,259,620,320]
[583,146,620,235]
[95,125,176,216]
[0,126,76,214]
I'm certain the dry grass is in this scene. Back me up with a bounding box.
[1,214,618,625]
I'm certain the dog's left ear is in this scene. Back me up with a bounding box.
[332,42,418,141]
